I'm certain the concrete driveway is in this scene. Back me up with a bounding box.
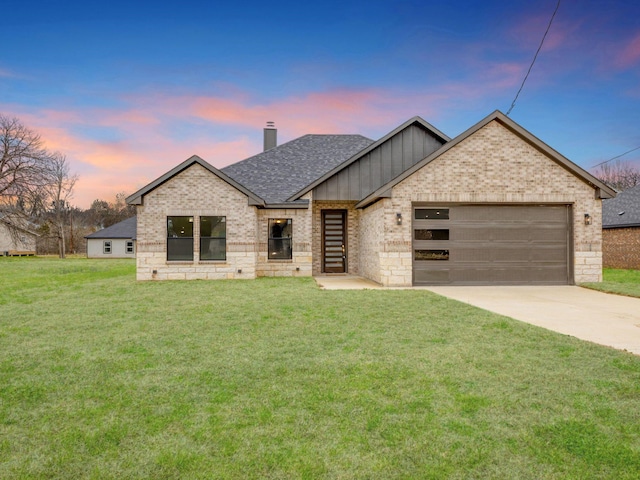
[424,286,640,355]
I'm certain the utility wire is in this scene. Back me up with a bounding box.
[506,0,561,116]
[592,145,640,168]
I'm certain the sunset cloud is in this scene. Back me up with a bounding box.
[614,33,640,69]
[508,13,574,53]
[4,70,541,209]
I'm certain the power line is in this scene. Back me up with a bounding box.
[506,0,561,116]
[592,145,640,168]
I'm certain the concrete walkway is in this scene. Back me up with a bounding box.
[314,276,640,355]
[424,286,640,355]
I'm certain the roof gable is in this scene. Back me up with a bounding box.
[126,155,265,207]
[289,116,450,201]
[221,134,374,204]
[85,216,137,239]
[603,184,640,228]
[356,110,617,208]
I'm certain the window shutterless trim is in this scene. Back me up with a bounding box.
[199,216,226,261]
[268,218,292,260]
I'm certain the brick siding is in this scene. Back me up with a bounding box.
[603,227,640,269]
[135,163,258,280]
[136,120,604,285]
[369,120,603,286]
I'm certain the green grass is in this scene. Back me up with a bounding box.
[1,257,640,479]
[582,268,640,298]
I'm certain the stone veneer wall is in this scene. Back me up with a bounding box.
[603,227,640,269]
[135,163,258,280]
[256,193,313,277]
[375,120,603,286]
[311,201,360,275]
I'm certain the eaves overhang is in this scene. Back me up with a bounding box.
[126,155,266,207]
[261,200,310,209]
[603,223,640,229]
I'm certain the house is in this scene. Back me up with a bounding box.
[0,215,38,256]
[602,184,640,269]
[85,216,136,258]
[126,110,615,286]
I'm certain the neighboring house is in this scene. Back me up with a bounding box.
[602,184,640,269]
[0,215,38,256]
[127,111,615,286]
[85,216,137,258]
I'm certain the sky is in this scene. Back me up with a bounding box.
[1,0,639,208]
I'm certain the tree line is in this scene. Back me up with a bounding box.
[1,114,134,257]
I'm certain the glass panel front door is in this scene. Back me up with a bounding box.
[322,210,346,273]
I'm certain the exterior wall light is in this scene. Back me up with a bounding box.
[396,213,403,225]
[584,213,592,225]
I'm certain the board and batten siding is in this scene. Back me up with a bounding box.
[313,124,445,201]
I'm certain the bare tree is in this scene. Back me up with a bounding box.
[87,192,135,230]
[0,115,53,214]
[593,159,640,192]
[44,154,77,258]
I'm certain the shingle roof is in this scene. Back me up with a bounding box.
[603,184,640,228]
[85,216,137,239]
[221,134,374,203]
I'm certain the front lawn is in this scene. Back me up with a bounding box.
[582,268,640,298]
[1,258,639,479]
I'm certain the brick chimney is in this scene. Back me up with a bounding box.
[263,121,277,151]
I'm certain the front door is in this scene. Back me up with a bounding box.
[322,210,347,273]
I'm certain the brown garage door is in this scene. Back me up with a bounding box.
[413,205,571,285]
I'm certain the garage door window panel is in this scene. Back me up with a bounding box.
[415,249,449,261]
[415,208,449,220]
[414,229,449,241]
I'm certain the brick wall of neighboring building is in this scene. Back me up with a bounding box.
[603,227,640,269]
[311,201,360,276]
[135,163,258,280]
[377,120,603,286]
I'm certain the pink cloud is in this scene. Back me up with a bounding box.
[1,76,517,209]
[508,14,574,53]
[614,33,640,69]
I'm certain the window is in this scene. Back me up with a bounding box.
[167,216,194,261]
[126,241,134,254]
[415,249,449,261]
[415,229,449,241]
[103,241,112,254]
[269,218,292,260]
[415,208,449,220]
[200,216,226,260]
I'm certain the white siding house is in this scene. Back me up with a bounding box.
[85,216,136,259]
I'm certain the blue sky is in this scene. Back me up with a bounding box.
[2,0,639,207]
